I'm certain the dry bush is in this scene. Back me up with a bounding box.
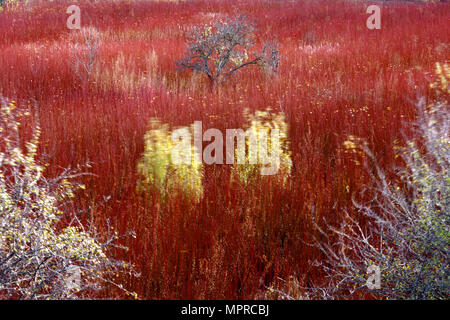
[0,97,135,299]
[313,65,449,300]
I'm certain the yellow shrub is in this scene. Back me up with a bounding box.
[137,119,203,203]
[231,108,292,186]
[430,62,449,95]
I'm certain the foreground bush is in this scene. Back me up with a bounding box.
[0,97,132,299]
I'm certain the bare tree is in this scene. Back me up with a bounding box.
[72,27,100,84]
[179,15,280,87]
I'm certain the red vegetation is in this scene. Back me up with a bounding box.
[0,0,448,299]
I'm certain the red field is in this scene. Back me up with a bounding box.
[0,0,448,299]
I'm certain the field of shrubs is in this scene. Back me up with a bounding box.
[0,0,448,299]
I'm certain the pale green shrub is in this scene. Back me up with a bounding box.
[137,119,203,203]
[315,64,449,299]
[231,108,292,186]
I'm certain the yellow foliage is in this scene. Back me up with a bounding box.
[429,62,449,95]
[231,108,292,185]
[137,119,203,203]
